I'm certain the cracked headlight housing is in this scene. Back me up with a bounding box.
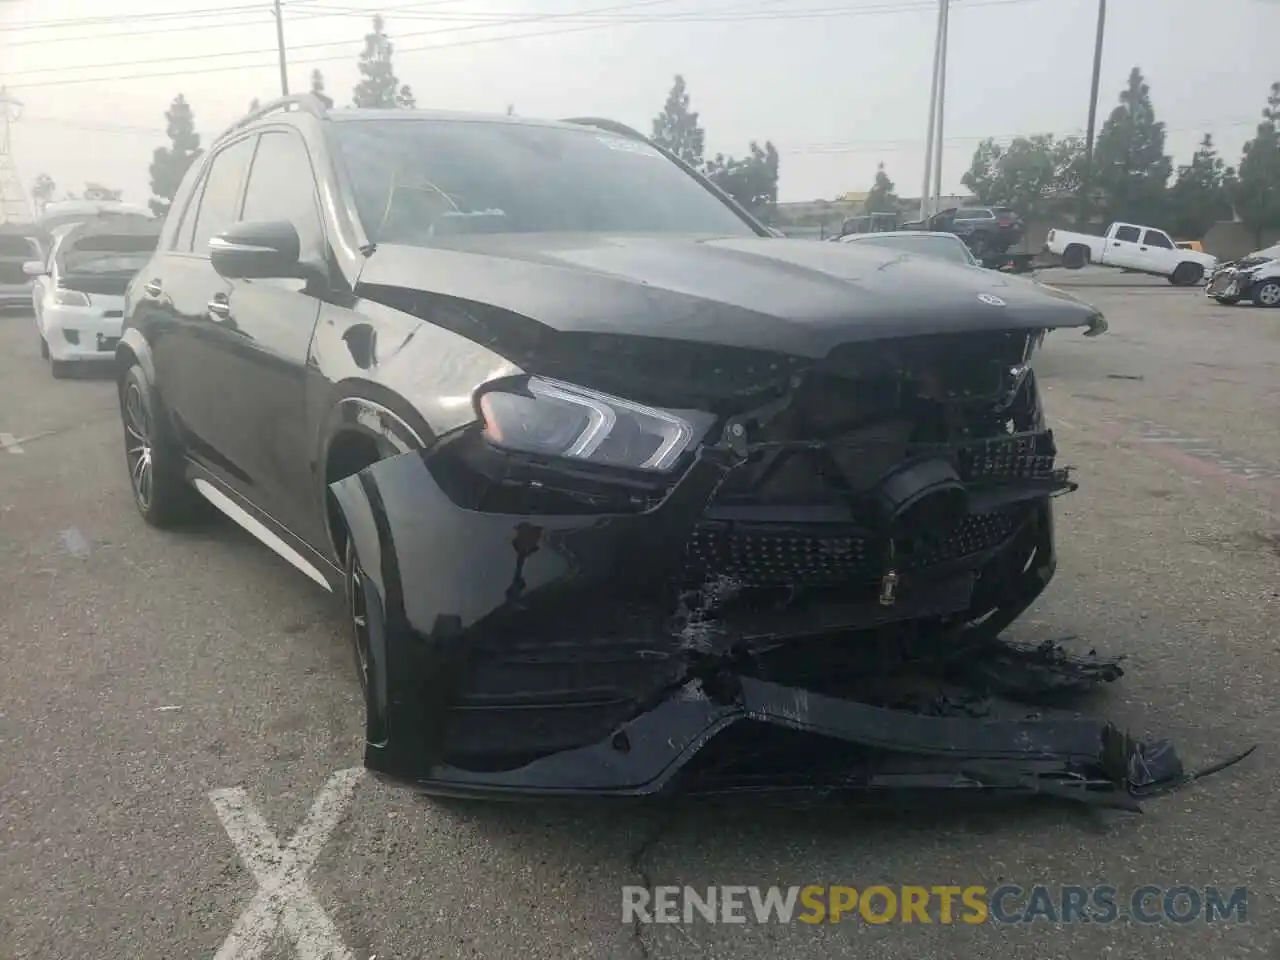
[477,376,717,472]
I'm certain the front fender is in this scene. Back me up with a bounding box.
[327,443,736,776]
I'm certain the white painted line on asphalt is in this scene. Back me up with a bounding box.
[0,432,23,454]
[210,767,364,960]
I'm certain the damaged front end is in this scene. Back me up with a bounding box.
[330,329,1245,806]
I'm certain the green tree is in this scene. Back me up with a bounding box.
[352,15,415,108]
[1092,67,1172,226]
[1230,82,1280,247]
[1166,134,1234,240]
[148,94,203,219]
[962,134,1085,217]
[31,173,56,213]
[83,182,123,201]
[310,69,333,109]
[705,141,779,218]
[863,162,899,213]
[651,74,706,167]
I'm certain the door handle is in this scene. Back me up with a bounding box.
[1112,242,1121,246]
[207,297,230,321]
[1140,247,1148,251]
[143,279,162,297]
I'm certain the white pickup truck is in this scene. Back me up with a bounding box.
[1045,221,1217,286]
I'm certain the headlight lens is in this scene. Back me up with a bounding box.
[477,376,717,472]
[52,287,91,307]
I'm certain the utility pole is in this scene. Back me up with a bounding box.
[273,0,290,96]
[1078,0,1106,227]
[919,0,947,220]
[931,0,950,212]
[0,87,33,225]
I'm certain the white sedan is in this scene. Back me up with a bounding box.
[26,217,159,378]
[838,229,981,266]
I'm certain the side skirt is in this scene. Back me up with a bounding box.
[187,467,340,592]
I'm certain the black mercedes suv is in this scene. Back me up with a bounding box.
[116,95,1111,798]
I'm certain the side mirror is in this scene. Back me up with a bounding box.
[22,260,46,277]
[209,220,302,280]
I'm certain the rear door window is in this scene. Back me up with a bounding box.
[1114,225,1141,243]
[1143,229,1173,249]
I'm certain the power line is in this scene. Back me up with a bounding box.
[0,0,466,47]
[4,0,1048,86]
[15,109,1267,150]
[0,1,284,31]
[3,0,688,80]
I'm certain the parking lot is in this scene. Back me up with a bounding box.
[1,269,1278,959]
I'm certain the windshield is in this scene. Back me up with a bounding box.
[61,234,157,274]
[330,118,759,246]
[849,233,976,265]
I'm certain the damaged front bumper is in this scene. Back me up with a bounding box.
[321,411,1246,807]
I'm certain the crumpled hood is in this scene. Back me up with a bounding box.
[357,233,1105,358]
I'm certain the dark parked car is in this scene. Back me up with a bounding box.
[905,206,1026,259]
[117,96,1154,802]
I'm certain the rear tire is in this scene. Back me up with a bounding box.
[1170,262,1204,286]
[1062,244,1089,269]
[1253,280,1280,307]
[119,364,202,527]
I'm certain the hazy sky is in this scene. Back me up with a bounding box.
[2,0,1278,207]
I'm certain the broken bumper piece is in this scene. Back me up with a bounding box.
[331,435,1250,809]
[367,671,1245,809]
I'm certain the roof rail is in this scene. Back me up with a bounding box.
[219,93,330,141]
[561,117,648,142]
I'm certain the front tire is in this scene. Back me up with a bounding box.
[344,537,372,697]
[1062,244,1089,269]
[1253,280,1280,307]
[120,365,201,527]
[1170,262,1205,286]
[343,532,389,745]
[50,360,72,379]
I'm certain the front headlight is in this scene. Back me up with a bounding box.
[476,376,717,472]
[52,287,91,307]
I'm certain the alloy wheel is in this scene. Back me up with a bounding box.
[123,383,154,511]
[1257,281,1280,307]
[348,550,372,693]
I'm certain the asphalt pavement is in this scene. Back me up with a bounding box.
[1,272,1278,959]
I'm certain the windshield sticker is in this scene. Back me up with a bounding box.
[596,136,663,158]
